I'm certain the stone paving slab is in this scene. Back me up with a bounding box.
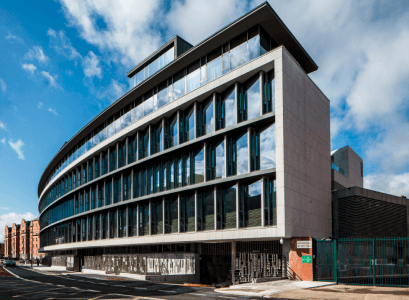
[215,280,335,297]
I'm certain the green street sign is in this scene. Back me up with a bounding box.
[302,255,312,263]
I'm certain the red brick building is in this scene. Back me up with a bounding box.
[4,218,44,260]
[4,227,11,258]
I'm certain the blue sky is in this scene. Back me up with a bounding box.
[1,0,409,241]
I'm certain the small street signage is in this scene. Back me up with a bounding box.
[302,255,312,263]
[297,241,312,249]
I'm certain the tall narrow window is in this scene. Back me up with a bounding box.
[151,122,163,155]
[193,147,205,184]
[173,70,185,100]
[98,185,103,208]
[207,140,225,180]
[128,134,137,164]
[180,193,195,232]
[123,173,131,201]
[151,200,163,235]
[197,97,214,137]
[113,177,121,203]
[88,160,94,181]
[88,217,92,240]
[95,214,100,240]
[128,205,137,237]
[95,157,100,178]
[239,76,261,122]
[216,88,236,130]
[118,141,126,168]
[91,187,96,210]
[239,180,261,228]
[110,146,117,171]
[264,178,276,226]
[164,197,178,233]
[105,180,112,205]
[101,152,108,175]
[262,71,274,114]
[165,113,178,149]
[217,184,236,229]
[101,212,107,239]
[236,132,249,175]
[85,191,89,211]
[180,106,195,143]
[197,190,214,231]
[139,203,149,236]
[139,128,149,160]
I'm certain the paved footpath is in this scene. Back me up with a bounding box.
[0,266,262,300]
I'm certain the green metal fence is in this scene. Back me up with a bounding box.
[315,237,409,287]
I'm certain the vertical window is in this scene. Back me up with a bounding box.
[139,203,149,236]
[139,128,149,160]
[128,134,137,164]
[264,178,276,226]
[236,132,249,175]
[85,191,89,211]
[88,217,92,240]
[197,97,214,137]
[173,70,185,100]
[118,208,126,238]
[105,180,112,205]
[68,175,72,192]
[186,60,200,93]
[230,32,247,70]
[91,187,96,210]
[262,71,275,114]
[73,172,76,189]
[133,170,139,198]
[216,88,236,130]
[95,157,100,178]
[248,30,260,61]
[88,160,93,181]
[158,80,169,108]
[118,141,126,168]
[180,106,195,143]
[101,152,108,175]
[75,196,79,214]
[197,190,214,231]
[193,147,205,184]
[123,173,131,201]
[110,146,117,171]
[180,193,195,232]
[241,76,261,122]
[183,154,191,186]
[165,113,178,149]
[151,122,163,155]
[82,219,86,241]
[258,124,276,171]
[217,185,236,229]
[101,212,107,239]
[239,180,261,228]
[113,177,121,203]
[98,185,103,208]
[164,197,178,233]
[80,193,84,213]
[128,205,137,237]
[77,219,81,242]
[95,214,100,240]
[207,48,222,82]
[82,164,87,184]
[207,140,225,180]
[151,199,163,235]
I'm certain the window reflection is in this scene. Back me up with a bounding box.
[236,132,248,175]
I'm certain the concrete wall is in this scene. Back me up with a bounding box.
[276,47,331,239]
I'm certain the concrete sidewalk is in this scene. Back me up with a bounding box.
[215,280,335,297]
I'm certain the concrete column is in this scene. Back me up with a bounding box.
[214,186,217,230]
[232,241,236,285]
[236,183,240,229]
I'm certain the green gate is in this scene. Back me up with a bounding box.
[315,237,409,287]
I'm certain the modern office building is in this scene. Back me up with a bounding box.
[37,2,331,283]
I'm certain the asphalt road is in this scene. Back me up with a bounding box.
[0,266,263,300]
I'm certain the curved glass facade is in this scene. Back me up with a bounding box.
[39,24,278,249]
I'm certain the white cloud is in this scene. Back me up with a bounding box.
[365,172,409,197]
[58,0,163,66]
[0,120,6,130]
[22,63,37,74]
[41,71,57,87]
[0,138,5,144]
[0,207,9,210]
[0,78,6,92]
[8,139,25,160]
[82,51,102,78]
[38,102,43,109]
[47,28,81,60]
[96,79,126,104]
[166,0,247,45]
[47,108,58,116]
[5,33,23,43]
[25,46,48,63]
[0,212,36,242]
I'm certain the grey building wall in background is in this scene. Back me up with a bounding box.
[332,146,363,190]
